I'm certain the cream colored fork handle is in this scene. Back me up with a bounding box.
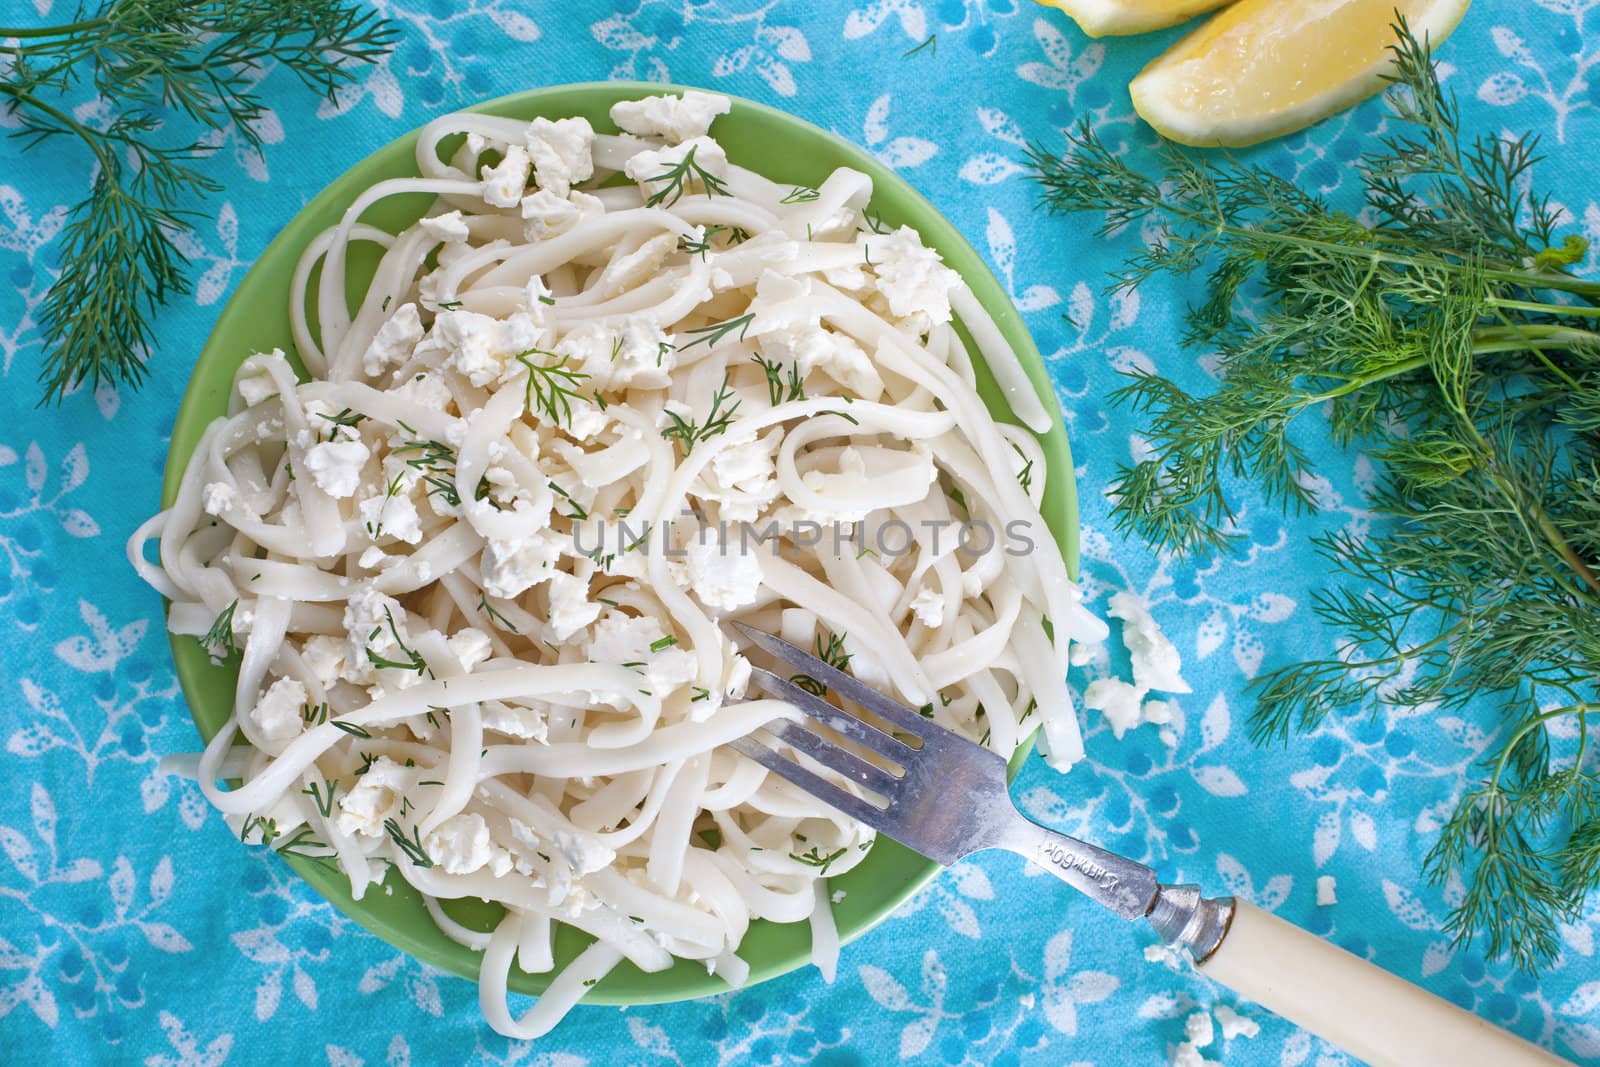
[1198,901,1568,1067]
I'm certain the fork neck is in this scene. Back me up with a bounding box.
[990,812,1161,922]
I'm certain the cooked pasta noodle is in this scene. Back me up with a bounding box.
[130,89,1108,1039]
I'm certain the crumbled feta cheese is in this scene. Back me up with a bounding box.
[690,430,782,523]
[1170,1043,1217,1067]
[359,490,422,545]
[909,587,944,628]
[525,116,594,197]
[871,225,960,330]
[520,189,578,241]
[1185,1012,1215,1048]
[557,317,675,392]
[830,889,847,905]
[335,756,412,837]
[480,530,563,600]
[610,90,731,143]
[447,627,492,673]
[420,210,470,243]
[1143,943,1184,967]
[482,701,550,741]
[250,677,307,742]
[429,309,535,388]
[685,531,762,613]
[624,136,727,195]
[755,322,883,399]
[303,439,370,499]
[1084,678,1145,740]
[343,583,399,670]
[545,570,601,641]
[480,144,531,208]
[363,302,424,378]
[1108,591,1191,695]
[237,372,277,406]
[552,828,615,876]
[299,634,345,690]
[584,610,697,694]
[1316,875,1338,907]
[1213,1006,1259,1041]
[202,482,240,517]
[423,812,498,875]
[358,546,388,570]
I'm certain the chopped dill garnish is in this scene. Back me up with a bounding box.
[789,631,850,696]
[366,606,429,676]
[640,144,729,207]
[649,635,677,652]
[790,845,846,873]
[660,372,741,454]
[383,818,433,868]
[516,348,589,426]
[679,313,754,351]
[753,354,805,406]
[477,592,520,634]
[780,186,820,205]
[203,600,239,658]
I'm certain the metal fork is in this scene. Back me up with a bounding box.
[726,622,1564,1067]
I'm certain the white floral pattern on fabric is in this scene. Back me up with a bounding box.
[0,1,1597,1064]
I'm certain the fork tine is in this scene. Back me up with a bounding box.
[729,736,899,835]
[748,667,914,761]
[761,716,904,796]
[731,622,933,737]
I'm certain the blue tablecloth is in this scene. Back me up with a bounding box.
[3,1,1598,1063]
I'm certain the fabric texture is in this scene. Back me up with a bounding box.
[2,1,1598,1063]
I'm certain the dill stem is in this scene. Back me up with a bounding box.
[1487,704,1591,796]
[0,17,106,38]
[0,82,115,168]
[1471,323,1600,354]
[1098,187,1600,300]
[1488,297,1600,318]
[1304,355,1431,404]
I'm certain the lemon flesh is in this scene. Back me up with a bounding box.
[1131,0,1471,147]
[1038,0,1233,37]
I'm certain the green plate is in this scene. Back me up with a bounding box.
[161,82,1079,1005]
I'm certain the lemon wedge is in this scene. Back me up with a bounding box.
[1130,0,1471,146]
[1037,0,1233,37]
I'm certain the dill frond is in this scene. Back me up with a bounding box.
[1030,19,1600,971]
[1,0,395,401]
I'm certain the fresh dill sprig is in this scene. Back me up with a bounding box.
[660,372,741,455]
[752,354,805,406]
[679,313,755,351]
[789,844,846,872]
[780,186,820,205]
[1,0,395,402]
[548,479,588,520]
[300,777,338,819]
[516,348,589,426]
[789,631,851,696]
[902,34,937,59]
[366,606,429,676]
[641,144,729,207]
[203,600,239,658]
[677,224,751,260]
[1029,20,1600,971]
[392,438,473,508]
[476,591,520,634]
[383,818,433,868]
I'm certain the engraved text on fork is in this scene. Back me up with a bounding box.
[1038,841,1120,890]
